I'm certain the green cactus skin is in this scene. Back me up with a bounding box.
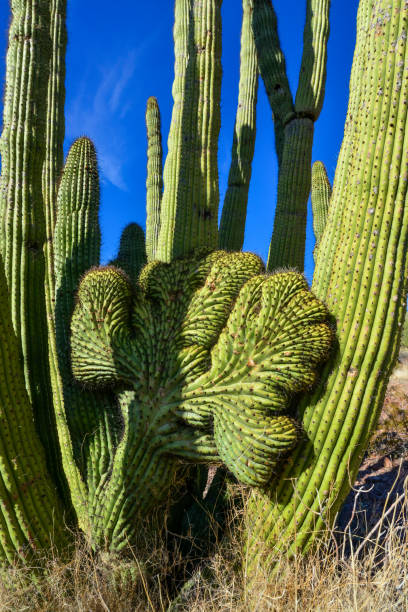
[156,0,223,262]
[0,257,68,562]
[295,0,330,120]
[0,0,59,476]
[70,251,332,550]
[252,0,330,271]
[219,0,259,252]
[251,0,293,166]
[53,138,121,532]
[111,223,147,283]
[266,117,314,270]
[245,0,408,573]
[145,97,163,262]
[311,161,332,255]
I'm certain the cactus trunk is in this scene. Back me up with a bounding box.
[219,0,259,252]
[245,0,408,573]
[156,0,223,262]
[0,0,60,479]
[145,97,163,262]
[0,257,67,562]
[252,0,330,271]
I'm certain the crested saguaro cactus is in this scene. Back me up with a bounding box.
[69,251,332,549]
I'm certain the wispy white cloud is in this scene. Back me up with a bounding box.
[66,41,154,191]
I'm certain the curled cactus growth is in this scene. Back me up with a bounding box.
[69,250,332,547]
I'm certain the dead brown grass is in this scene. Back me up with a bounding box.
[0,475,407,612]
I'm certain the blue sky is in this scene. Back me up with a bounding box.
[0,0,359,282]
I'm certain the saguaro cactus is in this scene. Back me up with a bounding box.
[156,0,223,261]
[252,0,330,271]
[145,97,163,262]
[219,0,259,252]
[245,0,408,573]
[69,251,332,548]
[311,160,332,255]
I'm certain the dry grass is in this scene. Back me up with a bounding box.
[1,370,408,611]
[0,476,407,611]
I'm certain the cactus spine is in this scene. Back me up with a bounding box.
[245,0,408,571]
[311,160,332,253]
[252,0,330,271]
[219,0,259,251]
[145,97,163,262]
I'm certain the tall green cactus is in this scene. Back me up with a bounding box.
[252,0,330,271]
[156,0,223,261]
[0,0,60,481]
[311,160,332,254]
[145,97,163,262]
[245,0,408,573]
[219,0,259,251]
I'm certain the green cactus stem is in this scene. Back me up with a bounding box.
[145,97,163,262]
[111,223,147,283]
[311,161,332,255]
[70,250,332,550]
[0,257,68,562]
[245,0,408,574]
[266,117,315,270]
[251,0,293,165]
[0,0,59,475]
[53,137,120,531]
[219,0,259,252]
[156,0,223,262]
[252,0,330,271]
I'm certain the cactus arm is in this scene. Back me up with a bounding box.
[266,117,314,270]
[311,161,332,256]
[295,0,330,119]
[53,138,121,530]
[219,0,259,252]
[110,223,147,283]
[145,97,163,262]
[251,0,294,132]
[266,0,330,272]
[313,0,371,295]
[246,0,408,571]
[156,0,223,262]
[252,0,330,271]
[0,258,68,561]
